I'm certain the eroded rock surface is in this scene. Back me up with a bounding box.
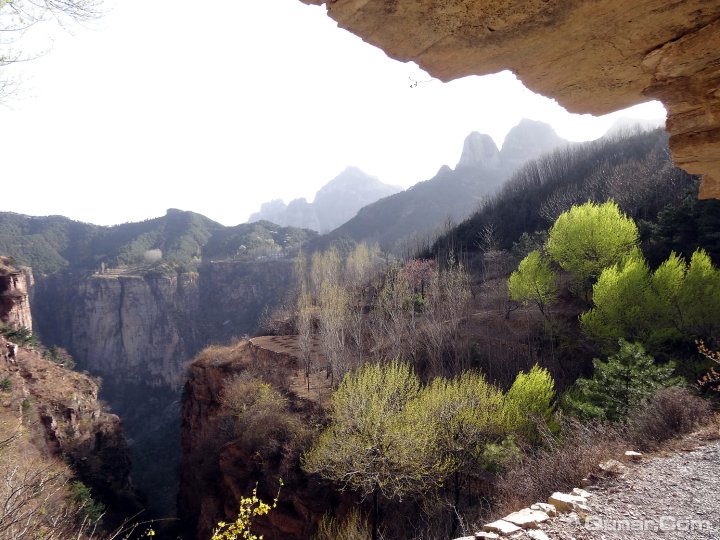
[300,0,720,198]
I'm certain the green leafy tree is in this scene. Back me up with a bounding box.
[507,250,558,316]
[302,361,447,540]
[503,364,556,443]
[412,371,505,532]
[546,201,638,297]
[581,249,720,351]
[563,340,679,421]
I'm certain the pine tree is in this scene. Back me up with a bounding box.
[563,340,679,421]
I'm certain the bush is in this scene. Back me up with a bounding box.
[625,386,713,450]
[0,377,11,392]
[562,340,679,422]
[0,325,37,346]
[312,509,371,540]
[495,420,622,514]
[503,365,555,444]
[68,480,106,524]
[220,375,302,461]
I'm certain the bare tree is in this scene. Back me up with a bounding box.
[1,0,102,100]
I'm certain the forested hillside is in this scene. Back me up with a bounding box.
[319,120,568,252]
[430,128,720,265]
[186,128,720,540]
[0,209,316,276]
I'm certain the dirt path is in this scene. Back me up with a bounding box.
[542,439,720,539]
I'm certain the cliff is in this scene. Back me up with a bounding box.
[29,260,295,518]
[299,0,720,199]
[0,256,33,331]
[0,265,140,531]
[179,337,350,540]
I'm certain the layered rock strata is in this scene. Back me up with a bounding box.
[0,256,33,331]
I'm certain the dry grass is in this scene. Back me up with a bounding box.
[494,386,716,516]
[625,386,715,451]
[494,420,623,515]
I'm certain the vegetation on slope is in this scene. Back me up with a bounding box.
[0,210,318,276]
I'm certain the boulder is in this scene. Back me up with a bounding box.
[502,508,550,529]
[548,492,588,512]
[482,519,522,536]
[624,450,644,461]
[599,458,628,475]
[530,502,557,517]
[572,487,592,498]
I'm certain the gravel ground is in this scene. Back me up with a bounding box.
[539,439,720,540]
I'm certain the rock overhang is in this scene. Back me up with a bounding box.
[300,0,720,198]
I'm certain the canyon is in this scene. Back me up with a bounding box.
[0,258,140,532]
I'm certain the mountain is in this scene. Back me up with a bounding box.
[0,209,318,518]
[429,128,720,266]
[319,119,568,251]
[248,167,402,232]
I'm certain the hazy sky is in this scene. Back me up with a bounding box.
[1,0,666,227]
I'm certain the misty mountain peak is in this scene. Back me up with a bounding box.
[248,167,401,233]
[500,119,566,164]
[456,132,500,169]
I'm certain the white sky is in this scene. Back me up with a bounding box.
[0,0,666,227]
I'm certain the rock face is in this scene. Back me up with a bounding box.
[299,0,720,199]
[0,291,140,528]
[456,132,500,169]
[30,260,295,518]
[64,273,199,386]
[179,339,348,540]
[249,166,402,232]
[0,256,33,331]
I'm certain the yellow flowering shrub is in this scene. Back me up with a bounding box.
[211,481,282,540]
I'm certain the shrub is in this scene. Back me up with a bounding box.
[0,325,37,346]
[0,377,11,392]
[312,509,371,540]
[220,375,301,461]
[211,483,281,540]
[625,386,713,450]
[495,420,622,514]
[562,340,679,422]
[68,480,106,524]
[503,364,555,444]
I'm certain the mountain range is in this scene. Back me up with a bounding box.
[320,119,568,250]
[248,167,401,233]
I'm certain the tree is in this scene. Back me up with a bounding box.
[546,201,638,297]
[296,288,314,391]
[507,250,558,316]
[503,364,555,443]
[419,257,472,376]
[1,0,101,100]
[581,249,720,352]
[413,371,505,533]
[303,361,447,540]
[563,340,678,421]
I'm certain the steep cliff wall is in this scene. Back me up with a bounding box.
[198,260,294,345]
[179,338,349,540]
[0,256,33,331]
[0,325,140,529]
[30,260,295,519]
[33,261,293,386]
[66,272,200,386]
